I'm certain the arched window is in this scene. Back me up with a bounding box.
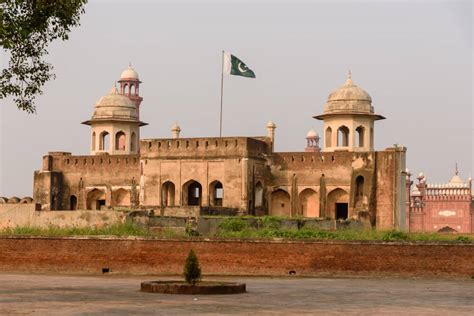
[123,84,128,95]
[182,180,202,206]
[299,188,319,217]
[131,132,136,152]
[327,188,349,219]
[356,126,365,147]
[115,131,126,151]
[99,131,109,151]
[92,132,96,150]
[161,181,175,207]
[337,126,349,147]
[270,189,290,216]
[209,181,223,206]
[355,176,364,205]
[325,127,332,148]
[370,128,374,148]
[86,189,106,210]
[255,181,263,208]
[112,188,130,206]
[70,195,77,210]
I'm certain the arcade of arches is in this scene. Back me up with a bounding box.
[269,188,350,219]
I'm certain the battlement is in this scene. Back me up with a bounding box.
[140,136,270,159]
[43,154,140,172]
[273,151,376,169]
[424,186,471,201]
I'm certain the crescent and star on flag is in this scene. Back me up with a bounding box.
[219,51,256,137]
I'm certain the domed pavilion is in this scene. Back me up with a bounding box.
[314,72,385,152]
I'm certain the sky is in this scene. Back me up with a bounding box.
[0,0,472,197]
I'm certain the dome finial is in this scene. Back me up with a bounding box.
[346,69,353,85]
[455,162,459,175]
[109,83,118,94]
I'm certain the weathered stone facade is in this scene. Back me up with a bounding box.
[33,67,407,230]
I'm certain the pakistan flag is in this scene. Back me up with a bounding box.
[223,52,256,78]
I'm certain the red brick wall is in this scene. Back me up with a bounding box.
[1,237,472,277]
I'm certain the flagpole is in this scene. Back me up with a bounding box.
[219,50,224,137]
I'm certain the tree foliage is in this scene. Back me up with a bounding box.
[183,249,202,285]
[0,0,87,113]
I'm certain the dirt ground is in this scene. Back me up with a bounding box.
[0,273,473,315]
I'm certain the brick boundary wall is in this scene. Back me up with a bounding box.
[0,237,473,277]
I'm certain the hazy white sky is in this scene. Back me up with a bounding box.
[1,0,472,197]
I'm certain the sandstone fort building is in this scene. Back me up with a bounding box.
[33,66,407,230]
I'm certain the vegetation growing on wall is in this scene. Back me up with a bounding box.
[0,218,472,243]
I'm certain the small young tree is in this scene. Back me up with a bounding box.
[183,249,201,285]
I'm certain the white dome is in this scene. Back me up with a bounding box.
[314,72,385,122]
[266,121,276,128]
[307,128,318,138]
[92,86,138,121]
[449,174,464,185]
[120,66,139,80]
[171,122,181,132]
[324,73,372,115]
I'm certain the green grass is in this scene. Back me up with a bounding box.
[0,222,151,237]
[0,220,472,243]
[214,220,474,243]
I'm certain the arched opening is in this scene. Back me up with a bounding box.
[69,195,77,210]
[355,175,364,206]
[161,181,175,207]
[325,127,332,148]
[86,189,106,210]
[337,126,349,147]
[99,131,109,151]
[255,181,264,207]
[129,84,134,96]
[123,84,128,95]
[92,132,96,151]
[8,197,20,204]
[370,127,374,149]
[270,189,290,216]
[209,181,223,206]
[299,188,319,217]
[131,132,137,152]
[19,197,33,204]
[112,188,130,206]
[327,188,349,219]
[438,226,457,233]
[183,180,202,206]
[115,131,126,151]
[356,126,365,147]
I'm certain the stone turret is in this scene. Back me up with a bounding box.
[314,71,385,152]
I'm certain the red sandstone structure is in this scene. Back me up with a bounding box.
[33,67,407,230]
[406,167,473,233]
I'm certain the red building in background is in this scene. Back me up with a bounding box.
[406,166,473,233]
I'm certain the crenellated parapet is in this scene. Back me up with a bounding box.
[140,137,271,159]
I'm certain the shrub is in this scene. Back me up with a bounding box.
[218,218,247,232]
[260,216,282,230]
[185,222,199,237]
[381,230,408,241]
[183,249,201,285]
[455,236,470,243]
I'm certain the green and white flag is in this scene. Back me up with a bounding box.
[223,52,256,78]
